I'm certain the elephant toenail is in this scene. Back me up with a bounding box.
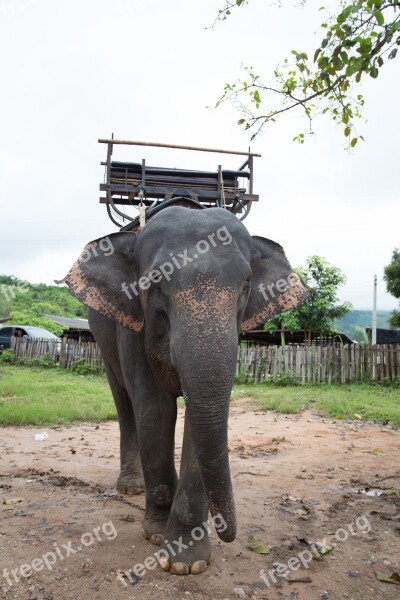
[150,534,164,546]
[126,486,144,496]
[159,557,170,571]
[170,562,190,575]
[190,560,208,574]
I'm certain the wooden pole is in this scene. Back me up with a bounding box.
[98,138,262,158]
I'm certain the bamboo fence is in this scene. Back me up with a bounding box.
[236,344,400,384]
[7,338,400,384]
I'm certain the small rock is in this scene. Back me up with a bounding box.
[233,587,247,599]
[347,571,360,578]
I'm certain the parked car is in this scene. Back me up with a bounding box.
[0,325,61,355]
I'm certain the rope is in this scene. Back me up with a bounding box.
[138,184,146,228]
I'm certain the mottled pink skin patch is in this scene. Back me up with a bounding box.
[64,258,143,332]
[172,277,238,342]
[241,272,307,332]
[174,279,236,324]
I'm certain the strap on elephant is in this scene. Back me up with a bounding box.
[119,197,206,233]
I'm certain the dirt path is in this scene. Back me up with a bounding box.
[1,401,399,600]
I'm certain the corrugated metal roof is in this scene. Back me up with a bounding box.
[44,314,90,330]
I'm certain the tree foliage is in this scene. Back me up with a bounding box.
[215,0,400,147]
[7,309,65,337]
[0,275,87,319]
[383,247,400,327]
[264,255,352,339]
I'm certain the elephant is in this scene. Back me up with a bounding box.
[63,206,306,575]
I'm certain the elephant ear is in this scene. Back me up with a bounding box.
[58,232,143,332]
[241,236,307,332]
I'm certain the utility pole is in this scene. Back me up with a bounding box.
[372,274,377,380]
[372,275,377,345]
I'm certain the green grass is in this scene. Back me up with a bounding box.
[0,365,399,427]
[232,383,400,427]
[0,366,116,426]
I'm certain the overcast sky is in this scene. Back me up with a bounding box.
[1,0,398,312]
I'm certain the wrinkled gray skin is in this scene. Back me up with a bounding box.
[64,207,306,575]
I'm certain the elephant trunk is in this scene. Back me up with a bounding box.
[171,317,238,543]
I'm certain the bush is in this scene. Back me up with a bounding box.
[262,371,300,387]
[27,358,41,368]
[382,376,400,389]
[0,349,14,364]
[39,355,56,369]
[71,359,100,376]
[234,367,254,385]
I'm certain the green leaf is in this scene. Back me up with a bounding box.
[375,572,400,585]
[333,56,343,71]
[247,536,272,554]
[344,126,351,137]
[337,6,352,23]
[370,66,379,79]
[238,118,246,125]
[319,545,333,555]
[374,11,384,26]
[345,64,357,76]
[350,138,358,147]
[321,38,329,48]
[314,48,321,62]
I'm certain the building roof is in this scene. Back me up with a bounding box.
[366,327,400,344]
[240,329,354,345]
[44,314,90,331]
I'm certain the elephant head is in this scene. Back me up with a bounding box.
[62,207,306,542]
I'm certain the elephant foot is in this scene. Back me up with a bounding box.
[142,515,169,546]
[158,533,212,575]
[116,472,145,496]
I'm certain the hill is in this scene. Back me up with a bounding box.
[334,310,391,342]
[0,275,87,319]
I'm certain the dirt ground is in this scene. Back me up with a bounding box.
[1,399,399,600]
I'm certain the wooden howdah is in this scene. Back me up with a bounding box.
[98,138,261,229]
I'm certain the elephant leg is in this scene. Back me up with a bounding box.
[103,361,144,495]
[158,411,212,575]
[128,385,178,546]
